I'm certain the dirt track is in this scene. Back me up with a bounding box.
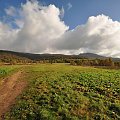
[0,71,27,119]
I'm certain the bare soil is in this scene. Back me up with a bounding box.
[0,71,27,119]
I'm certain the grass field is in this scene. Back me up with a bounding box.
[0,65,22,85]
[1,64,120,120]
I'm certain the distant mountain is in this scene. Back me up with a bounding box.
[0,50,120,62]
[78,53,120,61]
[78,53,106,59]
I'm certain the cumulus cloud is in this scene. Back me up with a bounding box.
[0,22,18,50]
[13,1,68,53]
[0,0,68,53]
[54,15,120,57]
[0,1,120,57]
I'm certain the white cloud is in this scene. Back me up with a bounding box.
[0,1,68,53]
[0,22,18,50]
[54,14,120,57]
[1,1,120,58]
[5,6,16,16]
[67,3,72,10]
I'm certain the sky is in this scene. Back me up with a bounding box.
[0,0,120,57]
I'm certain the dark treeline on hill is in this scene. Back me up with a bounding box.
[0,50,120,67]
[0,51,32,64]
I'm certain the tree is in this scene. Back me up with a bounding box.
[70,61,76,65]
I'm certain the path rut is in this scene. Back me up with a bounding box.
[0,71,27,119]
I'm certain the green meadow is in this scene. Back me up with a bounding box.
[0,64,120,120]
[0,65,21,84]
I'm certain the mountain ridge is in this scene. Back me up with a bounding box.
[0,50,120,61]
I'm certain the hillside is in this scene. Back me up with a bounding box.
[0,50,32,64]
[78,53,105,59]
[0,50,120,63]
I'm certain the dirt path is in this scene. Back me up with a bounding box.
[0,71,27,119]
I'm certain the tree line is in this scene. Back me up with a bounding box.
[0,52,120,67]
[70,58,120,67]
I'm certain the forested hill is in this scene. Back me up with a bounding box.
[0,50,120,64]
[0,50,32,64]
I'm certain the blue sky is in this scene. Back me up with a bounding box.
[0,0,120,29]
